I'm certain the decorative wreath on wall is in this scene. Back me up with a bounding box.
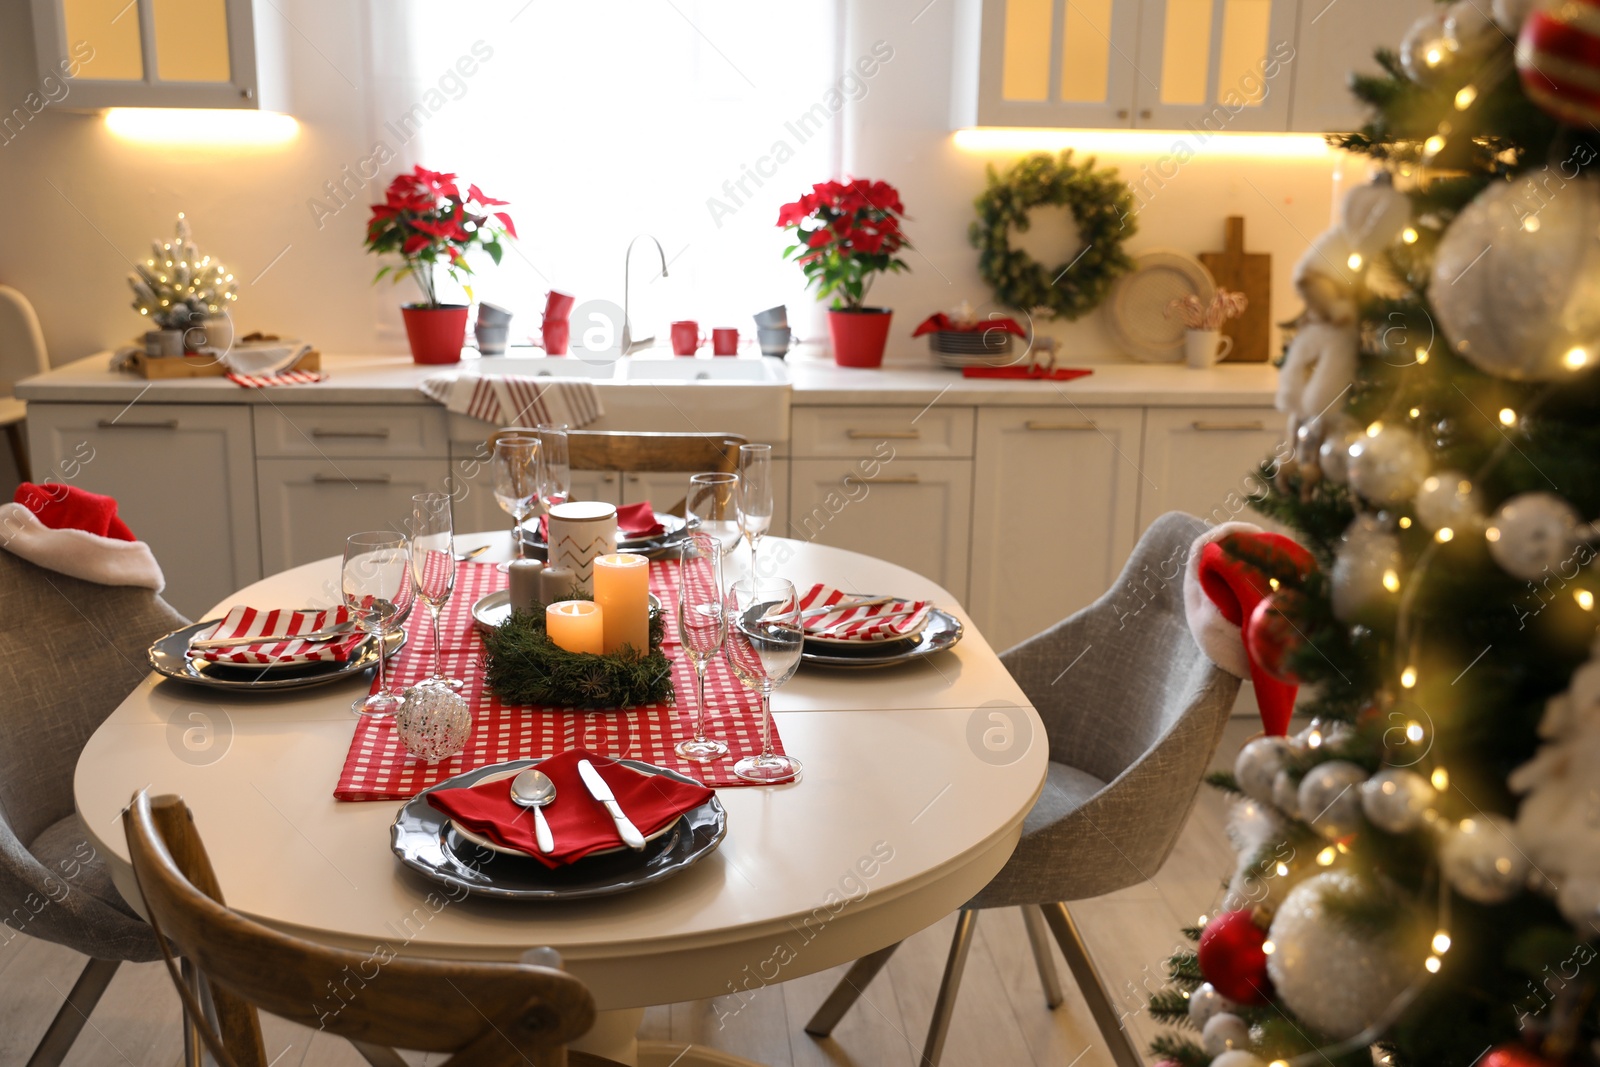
[968,150,1138,320]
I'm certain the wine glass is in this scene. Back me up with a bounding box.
[688,472,742,561]
[491,434,541,561]
[342,531,413,717]
[724,576,804,783]
[410,492,460,690]
[675,532,729,762]
[536,424,571,516]
[737,444,774,573]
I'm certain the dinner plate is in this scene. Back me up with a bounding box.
[519,511,693,558]
[801,594,930,649]
[147,621,406,692]
[472,590,663,632]
[391,758,727,900]
[445,766,681,858]
[800,608,964,669]
[1104,250,1217,362]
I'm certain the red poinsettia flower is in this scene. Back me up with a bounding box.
[402,233,430,254]
[853,228,886,254]
[469,183,510,207]
[364,165,518,309]
[806,228,833,249]
[777,199,810,227]
[493,211,518,239]
[776,176,910,310]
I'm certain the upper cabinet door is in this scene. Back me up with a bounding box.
[955,0,1142,128]
[30,0,284,110]
[1132,0,1299,131]
[1288,0,1428,131]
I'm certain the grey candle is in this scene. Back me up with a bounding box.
[540,565,575,604]
[508,559,544,615]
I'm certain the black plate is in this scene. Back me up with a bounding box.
[147,621,405,692]
[390,758,727,900]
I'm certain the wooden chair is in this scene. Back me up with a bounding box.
[487,428,748,514]
[0,284,50,483]
[122,790,626,1067]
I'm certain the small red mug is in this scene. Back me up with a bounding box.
[542,319,570,356]
[671,320,703,356]
[712,327,739,356]
[544,290,576,322]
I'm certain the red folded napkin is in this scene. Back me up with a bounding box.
[799,584,932,642]
[961,366,1094,382]
[13,483,135,541]
[426,750,714,867]
[537,501,666,540]
[189,605,364,665]
[911,312,1028,338]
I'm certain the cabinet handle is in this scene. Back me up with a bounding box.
[1191,420,1266,432]
[1024,420,1097,431]
[1116,108,1129,119]
[311,428,391,439]
[869,475,921,485]
[845,429,920,440]
[626,474,640,483]
[1139,109,1152,120]
[313,473,392,486]
[96,418,178,430]
[602,474,616,483]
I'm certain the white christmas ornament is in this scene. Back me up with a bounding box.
[1273,770,1302,818]
[1319,416,1364,486]
[1487,492,1584,580]
[1414,471,1484,533]
[1188,982,1238,1027]
[1340,179,1412,258]
[1202,1012,1253,1056]
[1347,423,1430,506]
[1266,871,1420,1039]
[1440,813,1529,904]
[1360,767,1436,834]
[1211,1054,1267,1067]
[1298,760,1369,838]
[1400,9,1453,81]
[1492,0,1535,30]
[1444,0,1500,56]
[1236,736,1295,804]
[1431,176,1600,382]
[1332,515,1403,622]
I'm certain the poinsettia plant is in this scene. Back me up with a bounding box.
[366,166,516,308]
[777,178,910,310]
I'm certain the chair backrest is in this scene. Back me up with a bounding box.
[486,428,748,513]
[1000,512,1241,899]
[123,791,599,1067]
[0,284,49,395]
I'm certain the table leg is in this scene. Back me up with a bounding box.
[571,1008,644,1065]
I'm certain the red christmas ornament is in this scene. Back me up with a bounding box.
[1246,588,1309,684]
[1518,1,1600,127]
[1197,909,1274,1005]
[1482,1045,1561,1067]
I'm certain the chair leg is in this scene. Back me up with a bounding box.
[1040,902,1144,1067]
[919,909,979,1067]
[5,421,30,484]
[349,1040,410,1067]
[25,957,122,1067]
[1021,905,1065,1009]
[803,941,901,1037]
[181,958,204,1067]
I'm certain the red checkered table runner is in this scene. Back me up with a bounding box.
[334,560,787,799]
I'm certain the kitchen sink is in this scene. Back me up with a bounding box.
[477,354,621,379]
[621,357,788,383]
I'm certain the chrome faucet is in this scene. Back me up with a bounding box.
[621,234,670,356]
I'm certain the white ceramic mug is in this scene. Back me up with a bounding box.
[1185,329,1233,369]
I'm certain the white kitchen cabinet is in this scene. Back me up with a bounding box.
[1136,406,1284,530]
[24,402,259,618]
[31,0,289,111]
[256,458,449,574]
[969,406,1144,651]
[1287,0,1430,131]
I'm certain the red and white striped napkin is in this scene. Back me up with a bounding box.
[189,605,364,665]
[799,585,931,643]
[418,373,604,428]
[226,369,328,388]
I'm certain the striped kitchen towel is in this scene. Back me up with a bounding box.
[188,605,364,665]
[798,585,933,642]
[419,373,604,428]
[227,369,329,388]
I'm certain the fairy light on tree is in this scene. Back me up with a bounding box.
[127,213,237,330]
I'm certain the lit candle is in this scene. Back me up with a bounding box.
[594,553,650,654]
[545,600,604,655]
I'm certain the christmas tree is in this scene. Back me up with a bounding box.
[1147,2,1600,1066]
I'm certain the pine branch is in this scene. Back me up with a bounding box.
[1205,770,1243,796]
[1149,989,1195,1026]
[1149,1033,1209,1067]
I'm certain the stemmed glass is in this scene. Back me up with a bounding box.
[342,532,414,717]
[492,435,541,561]
[724,576,804,783]
[675,532,730,762]
[688,472,742,561]
[410,492,460,690]
[536,424,571,517]
[737,444,774,574]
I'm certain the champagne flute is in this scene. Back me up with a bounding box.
[675,532,729,761]
[410,492,460,690]
[724,576,804,783]
[736,444,774,574]
[688,472,742,561]
[536,423,571,516]
[342,531,413,717]
[492,435,541,561]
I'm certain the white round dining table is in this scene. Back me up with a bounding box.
[74,535,1048,1065]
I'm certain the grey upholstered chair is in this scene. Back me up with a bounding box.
[0,548,188,1065]
[805,512,1241,1067]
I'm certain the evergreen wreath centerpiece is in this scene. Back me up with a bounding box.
[481,598,672,711]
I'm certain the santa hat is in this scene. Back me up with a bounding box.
[1,483,164,590]
[1184,522,1314,735]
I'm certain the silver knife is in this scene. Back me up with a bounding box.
[576,759,646,851]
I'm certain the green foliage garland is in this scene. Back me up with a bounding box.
[968,150,1137,320]
[481,601,672,711]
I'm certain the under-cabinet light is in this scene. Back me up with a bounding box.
[952,127,1332,159]
[105,109,299,146]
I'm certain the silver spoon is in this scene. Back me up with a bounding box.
[509,767,556,855]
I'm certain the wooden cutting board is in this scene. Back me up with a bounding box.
[1199,216,1271,362]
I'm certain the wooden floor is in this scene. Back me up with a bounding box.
[0,717,1254,1067]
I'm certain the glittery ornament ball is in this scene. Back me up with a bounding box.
[396,684,473,764]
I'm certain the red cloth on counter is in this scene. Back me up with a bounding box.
[13,482,135,541]
[912,312,1029,338]
[960,366,1094,382]
[426,749,714,867]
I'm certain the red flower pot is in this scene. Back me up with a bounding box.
[401,304,469,364]
[827,308,893,368]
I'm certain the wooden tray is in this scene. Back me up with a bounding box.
[127,349,320,379]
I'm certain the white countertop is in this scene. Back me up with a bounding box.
[18,347,1279,408]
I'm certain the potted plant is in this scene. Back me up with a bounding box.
[127,213,238,356]
[777,179,910,368]
[366,166,516,364]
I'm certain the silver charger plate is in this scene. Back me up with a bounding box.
[391,757,728,900]
[519,510,693,559]
[800,608,964,669]
[472,590,663,633]
[148,620,405,692]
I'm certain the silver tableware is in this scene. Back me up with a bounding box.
[577,759,646,851]
[187,619,357,650]
[509,768,557,855]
